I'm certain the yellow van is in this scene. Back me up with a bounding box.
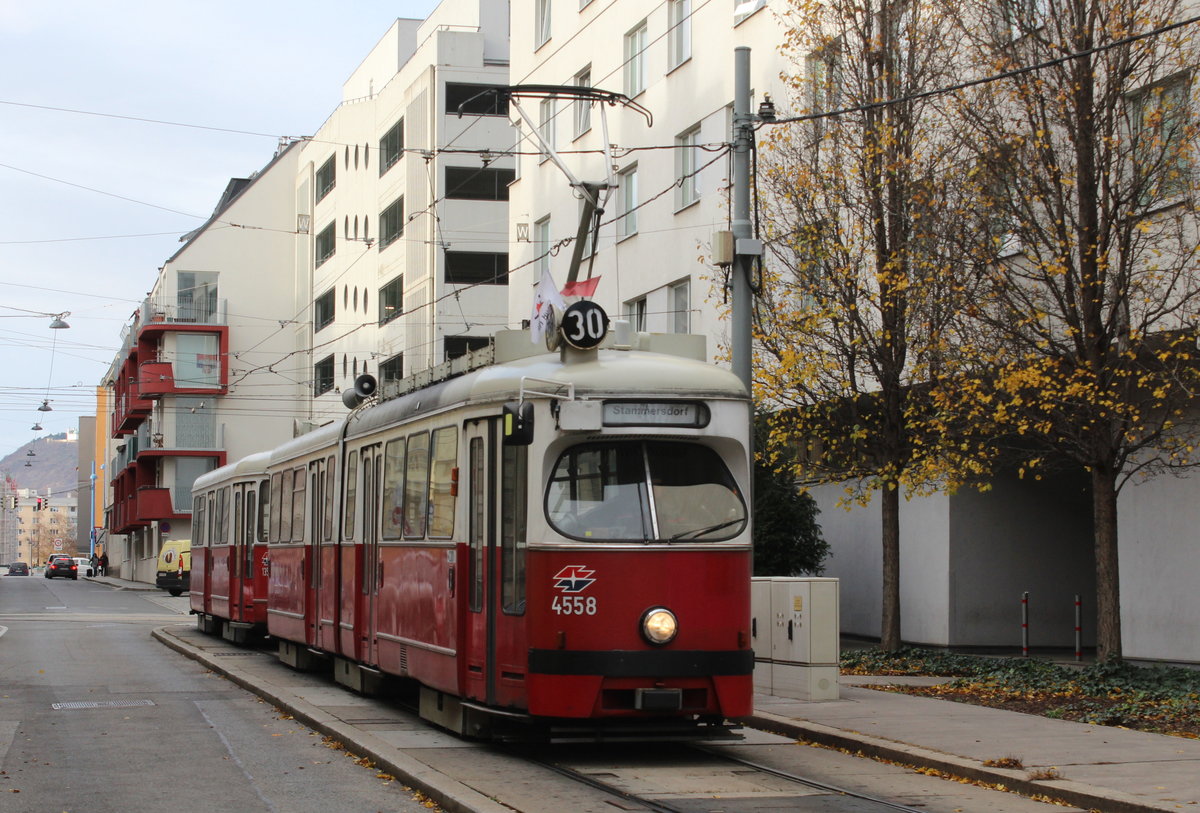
[155,539,191,596]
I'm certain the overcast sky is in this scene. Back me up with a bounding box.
[0,0,439,480]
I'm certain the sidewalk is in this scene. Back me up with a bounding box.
[746,676,1200,812]
[82,573,160,591]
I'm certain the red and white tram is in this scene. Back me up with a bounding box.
[190,452,271,642]
[193,306,753,739]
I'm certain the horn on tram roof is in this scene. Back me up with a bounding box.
[342,373,378,409]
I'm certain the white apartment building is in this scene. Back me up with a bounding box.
[98,0,516,583]
[507,0,787,355]
[298,0,513,423]
[101,144,304,582]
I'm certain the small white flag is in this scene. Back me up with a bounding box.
[530,267,567,344]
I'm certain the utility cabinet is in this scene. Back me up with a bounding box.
[751,577,840,701]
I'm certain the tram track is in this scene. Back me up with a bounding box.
[513,739,936,813]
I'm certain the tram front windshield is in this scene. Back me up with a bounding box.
[546,441,746,542]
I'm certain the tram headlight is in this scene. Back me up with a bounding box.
[640,607,678,646]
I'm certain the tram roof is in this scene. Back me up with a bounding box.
[193,450,272,491]
[350,345,746,437]
[263,342,747,465]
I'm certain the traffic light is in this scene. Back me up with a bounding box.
[35,498,44,511]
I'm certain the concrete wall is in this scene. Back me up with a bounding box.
[808,483,951,646]
[1119,472,1200,664]
[949,472,1094,649]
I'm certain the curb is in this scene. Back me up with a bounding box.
[741,710,1175,813]
[152,627,511,813]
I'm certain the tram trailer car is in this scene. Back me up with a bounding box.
[196,310,753,740]
[190,452,272,643]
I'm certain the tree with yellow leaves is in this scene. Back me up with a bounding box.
[756,0,984,651]
[948,0,1200,660]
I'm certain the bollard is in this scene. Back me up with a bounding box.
[1021,591,1029,657]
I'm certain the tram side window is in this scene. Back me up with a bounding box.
[403,432,430,538]
[501,444,528,614]
[207,494,216,546]
[269,472,282,544]
[278,469,293,542]
[257,481,270,544]
[245,489,257,574]
[344,452,359,539]
[193,496,206,548]
[382,438,407,540]
[218,487,230,545]
[291,466,306,542]
[429,427,458,538]
[323,455,335,541]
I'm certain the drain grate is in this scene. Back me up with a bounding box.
[52,699,156,711]
[211,651,258,657]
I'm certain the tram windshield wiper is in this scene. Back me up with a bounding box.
[668,518,744,541]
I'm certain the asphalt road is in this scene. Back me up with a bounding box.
[0,574,436,813]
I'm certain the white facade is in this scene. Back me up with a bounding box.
[297,1,514,424]
[507,0,787,358]
[102,144,304,582]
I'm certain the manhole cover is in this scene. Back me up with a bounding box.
[52,699,156,710]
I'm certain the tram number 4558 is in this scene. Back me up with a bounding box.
[552,596,598,615]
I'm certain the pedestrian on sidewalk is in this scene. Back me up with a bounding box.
[89,553,99,577]
[99,552,108,577]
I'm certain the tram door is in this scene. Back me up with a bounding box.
[307,460,325,648]
[463,421,530,709]
[231,486,245,621]
[358,445,383,666]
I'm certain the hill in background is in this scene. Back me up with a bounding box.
[0,433,79,498]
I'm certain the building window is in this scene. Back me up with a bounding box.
[445,336,491,360]
[315,222,335,267]
[446,83,509,116]
[313,355,334,396]
[535,0,551,48]
[671,279,690,333]
[538,96,556,161]
[627,296,647,331]
[1131,74,1193,203]
[574,67,592,138]
[535,217,551,276]
[379,119,404,176]
[316,156,336,202]
[380,196,405,250]
[668,0,692,69]
[676,125,701,208]
[314,288,335,332]
[445,251,509,285]
[624,22,648,98]
[379,353,404,383]
[446,166,515,200]
[175,333,222,389]
[618,165,639,237]
[734,0,767,24]
[807,43,842,141]
[379,276,403,324]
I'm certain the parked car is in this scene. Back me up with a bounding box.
[155,539,191,597]
[7,562,30,576]
[73,557,95,577]
[45,556,78,580]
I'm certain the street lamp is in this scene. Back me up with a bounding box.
[48,312,70,329]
